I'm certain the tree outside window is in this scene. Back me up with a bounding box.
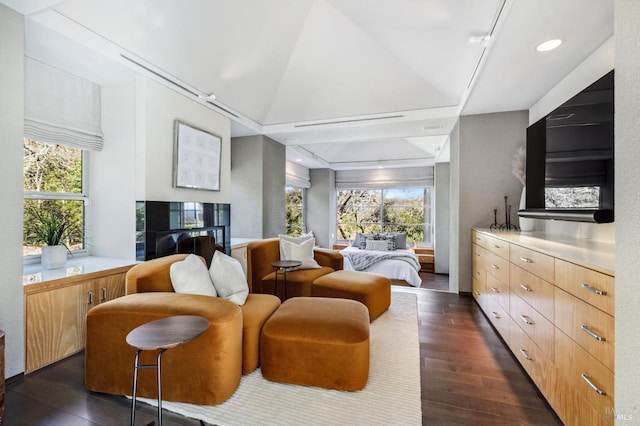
[23,138,86,256]
[337,188,432,245]
[285,186,304,236]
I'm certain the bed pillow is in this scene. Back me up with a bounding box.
[386,232,408,249]
[170,254,218,297]
[365,239,389,251]
[353,232,380,249]
[209,251,249,305]
[278,234,315,259]
[280,237,321,270]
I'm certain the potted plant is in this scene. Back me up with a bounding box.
[25,209,72,269]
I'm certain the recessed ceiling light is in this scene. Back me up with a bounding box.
[536,39,562,52]
[295,158,302,162]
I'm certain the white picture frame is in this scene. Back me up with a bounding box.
[173,120,221,191]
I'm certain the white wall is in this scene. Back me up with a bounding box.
[614,0,640,417]
[0,4,25,377]
[139,78,232,203]
[88,80,137,259]
[528,36,615,243]
[434,162,450,274]
[448,120,460,293]
[456,111,529,293]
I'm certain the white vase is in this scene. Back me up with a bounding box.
[518,186,535,232]
[41,245,68,269]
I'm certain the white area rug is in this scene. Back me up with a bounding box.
[140,291,421,425]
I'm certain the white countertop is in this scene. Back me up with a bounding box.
[474,228,615,275]
[230,237,258,248]
[24,256,139,285]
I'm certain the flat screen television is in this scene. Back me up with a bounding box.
[520,70,614,223]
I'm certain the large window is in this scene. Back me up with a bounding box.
[285,186,305,236]
[23,138,86,257]
[337,187,432,245]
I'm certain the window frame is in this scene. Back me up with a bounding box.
[23,148,90,262]
[336,186,434,247]
[285,185,306,236]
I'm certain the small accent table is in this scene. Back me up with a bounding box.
[126,315,209,426]
[271,260,302,300]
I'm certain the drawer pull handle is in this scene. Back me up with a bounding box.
[101,287,107,301]
[491,287,499,293]
[582,283,607,296]
[492,244,500,249]
[581,325,606,342]
[519,257,532,263]
[519,283,532,292]
[88,291,93,305]
[491,311,500,319]
[491,264,499,269]
[519,348,533,361]
[520,315,534,325]
[581,374,607,396]
[474,290,480,296]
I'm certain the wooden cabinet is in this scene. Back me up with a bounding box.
[471,229,615,425]
[24,265,132,373]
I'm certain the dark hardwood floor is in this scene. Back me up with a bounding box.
[4,283,561,425]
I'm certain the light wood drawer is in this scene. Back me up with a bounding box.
[473,231,509,259]
[555,259,614,316]
[510,264,554,322]
[472,276,488,310]
[555,288,614,371]
[510,292,554,361]
[486,296,510,343]
[509,318,553,396]
[510,244,554,282]
[487,271,509,314]
[485,251,509,285]
[550,365,612,426]
[555,329,614,420]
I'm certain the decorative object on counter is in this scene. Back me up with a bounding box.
[512,144,534,231]
[490,209,499,230]
[491,196,519,231]
[24,209,72,269]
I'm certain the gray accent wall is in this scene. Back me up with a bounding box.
[615,0,640,414]
[231,135,285,238]
[434,162,450,274]
[0,4,25,377]
[307,168,336,248]
[455,110,528,293]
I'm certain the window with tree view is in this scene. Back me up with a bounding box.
[285,186,304,236]
[337,188,432,245]
[23,138,86,256]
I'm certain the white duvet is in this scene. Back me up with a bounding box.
[340,246,422,287]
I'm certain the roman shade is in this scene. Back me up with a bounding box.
[24,57,103,151]
[335,167,434,189]
[285,160,311,188]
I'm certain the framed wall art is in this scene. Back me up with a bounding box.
[173,120,221,191]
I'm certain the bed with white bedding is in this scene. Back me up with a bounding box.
[340,246,422,287]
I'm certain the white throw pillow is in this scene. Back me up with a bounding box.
[278,234,315,259]
[170,254,217,297]
[209,250,249,306]
[280,237,321,270]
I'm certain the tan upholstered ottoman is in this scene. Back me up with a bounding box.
[311,270,391,321]
[260,297,370,391]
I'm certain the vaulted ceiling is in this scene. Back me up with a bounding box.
[3,0,614,169]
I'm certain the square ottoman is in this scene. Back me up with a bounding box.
[311,270,391,321]
[260,297,370,391]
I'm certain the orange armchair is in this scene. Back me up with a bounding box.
[246,238,343,300]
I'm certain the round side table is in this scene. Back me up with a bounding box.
[126,315,209,426]
[271,260,302,300]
